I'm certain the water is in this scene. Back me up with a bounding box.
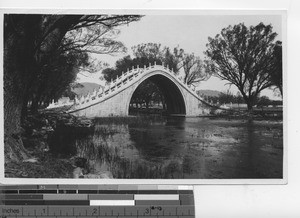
[49,116,283,179]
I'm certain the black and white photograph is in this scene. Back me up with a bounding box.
[3,12,284,180]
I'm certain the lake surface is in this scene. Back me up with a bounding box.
[50,116,283,179]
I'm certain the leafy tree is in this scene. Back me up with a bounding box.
[102,43,184,110]
[62,25,126,55]
[269,41,283,96]
[132,43,163,60]
[132,43,211,86]
[236,92,244,105]
[102,67,120,83]
[28,49,90,113]
[130,80,164,109]
[102,55,150,82]
[181,53,211,85]
[205,22,279,111]
[28,17,132,113]
[218,91,236,104]
[102,43,184,82]
[4,14,141,161]
[163,46,184,73]
[132,43,183,73]
[256,96,272,107]
[102,55,166,109]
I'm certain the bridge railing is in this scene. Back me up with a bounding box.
[48,63,201,110]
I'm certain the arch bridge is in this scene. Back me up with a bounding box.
[67,63,212,117]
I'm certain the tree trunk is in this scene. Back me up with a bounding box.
[279,86,283,98]
[162,102,166,110]
[3,15,42,162]
[31,91,43,114]
[21,93,30,122]
[246,102,253,111]
[4,15,82,163]
[4,89,29,163]
[31,97,39,114]
[4,51,30,163]
[245,97,254,116]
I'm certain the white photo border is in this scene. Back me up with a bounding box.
[0,9,287,185]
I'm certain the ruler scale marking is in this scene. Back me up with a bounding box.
[0,185,195,218]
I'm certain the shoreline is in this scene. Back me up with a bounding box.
[5,108,283,178]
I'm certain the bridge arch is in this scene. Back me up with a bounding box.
[126,70,187,115]
[67,64,211,117]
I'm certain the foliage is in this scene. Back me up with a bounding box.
[104,43,183,79]
[269,41,283,96]
[205,22,280,110]
[102,43,184,108]
[200,90,282,107]
[102,55,166,109]
[62,25,126,55]
[256,96,272,107]
[29,49,90,110]
[4,14,142,161]
[181,53,212,85]
[103,43,211,87]
[132,43,183,73]
[131,80,164,109]
[131,43,211,86]
[102,42,213,108]
[27,16,142,111]
[200,91,245,105]
[218,91,238,104]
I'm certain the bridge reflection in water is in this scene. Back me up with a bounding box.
[49,116,283,179]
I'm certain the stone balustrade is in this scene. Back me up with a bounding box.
[47,97,74,109]
[48,63,202,111]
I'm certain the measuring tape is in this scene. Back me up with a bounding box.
[0,185,195,218]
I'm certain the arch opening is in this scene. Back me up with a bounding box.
[129,74,186,116]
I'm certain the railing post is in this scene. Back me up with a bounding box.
[154,61,156,66]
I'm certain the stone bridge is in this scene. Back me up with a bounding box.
[67,63,212,117]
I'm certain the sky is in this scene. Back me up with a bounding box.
[77,14,283,99]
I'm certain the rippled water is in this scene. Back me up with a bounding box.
[50,116,283,179]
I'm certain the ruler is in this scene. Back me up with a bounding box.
[0,185,195,218]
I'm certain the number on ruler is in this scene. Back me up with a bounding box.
[151,206,162,211]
